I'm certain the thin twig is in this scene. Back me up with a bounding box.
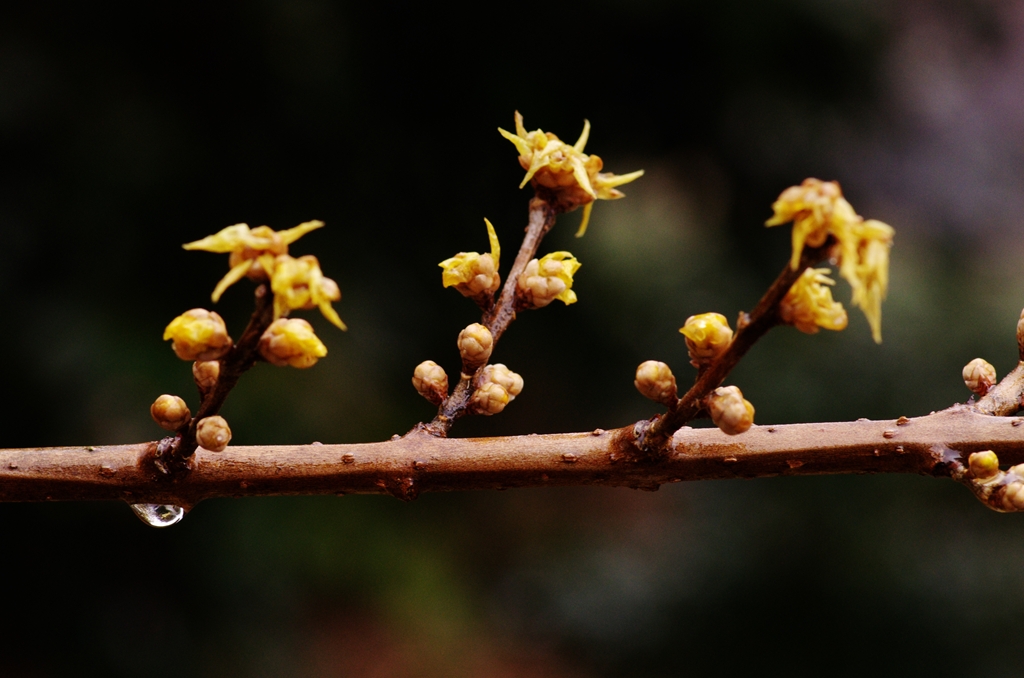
[1,407,1020,507]
[424,195,557,436]
[976,361,1024,416]
[638,239,837,453]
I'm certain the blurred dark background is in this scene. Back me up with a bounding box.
[4,0,1024,675]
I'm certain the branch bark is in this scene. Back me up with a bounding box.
[3,407,1020,507]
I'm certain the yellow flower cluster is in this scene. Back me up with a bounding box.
[439,219,501,301]
[259,318,328,369]
[499,112,644,237]
[766,179,894,343]
[184,221,345,331]
[517,252,581,308]
[679,313,733,367]
[780,268,848,334]
[163,308,233,361]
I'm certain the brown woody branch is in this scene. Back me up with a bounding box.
[3,407,1021,508]
[638,238,837,453]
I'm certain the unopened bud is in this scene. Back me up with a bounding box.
[469,381,509,415]
[707,385,755,435]
[150,394,191,431]
[962,358,996,396]
[680,313,733,367]
[480,363,523,399]
[969,450,1000,481]
[412,360,449,405]
[163,308,233,361]
[516,252,580,309]
[192,360,220,395]
[1004,481,1024,511]
[439,218,502,304]
[1017,308,1024,359]
[259,318,327,368]
[196,415,232,452]
[634,361,678,405]
[457,323,493,370]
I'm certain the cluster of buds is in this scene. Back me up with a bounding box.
[780,268,848,334]
[517,252,581,309]
[412,360,449,405]
[439,219,501,307]
[148,395,231,452]
[964,451,1024,512]
[679,313,733,368]
[164,309,233,361]
[470,364,524,415]
[766,178,894,343]
[259,318,328,368]
[634,361,678,406]
[707,386,755,435]
[962,358,997,396]
[457,323,493,372]
[270,254,345,330]
[499,111,644,237]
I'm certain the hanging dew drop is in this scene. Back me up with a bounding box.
[129,503,187,527]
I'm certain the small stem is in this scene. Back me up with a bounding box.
[3,407,1020,505]
[423,195,557,436]
[976,361,1024,416]
[639,239,836,453]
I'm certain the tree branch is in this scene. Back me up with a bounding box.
[3,407,1019,508]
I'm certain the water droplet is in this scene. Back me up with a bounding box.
[129,503,187,528]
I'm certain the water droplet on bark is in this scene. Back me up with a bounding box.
[129,503,187,528]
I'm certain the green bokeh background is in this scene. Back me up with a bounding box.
[3,1,1024,675]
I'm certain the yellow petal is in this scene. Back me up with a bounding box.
[575,202,594,238]
[571,156,596,198]
[519,157,546,189]
[211,259,254,303]
[597,169,644,191]
[183,223,251,252]
[278,220,325,245]
[484,218,500,267]
[499,127,531,156]
[573,119,591,153]
[514,110,527,139]
[318,300,347,331]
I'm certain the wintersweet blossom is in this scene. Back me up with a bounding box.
[269,254,346,330]
[517,252,581,308]
[258,318,328,368]
[163,308,233,361]
[439,218,501,300]
[780,268,848,334]
[679,313,733,367]
[766,179,894,343]
[499,111,643,236]
[183,220,324,302]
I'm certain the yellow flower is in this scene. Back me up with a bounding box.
[499,111,643,237]
[163,308,233,361]
[183,220,324,302]
[269,254,346,330]
[258,318,328,368]
[439,218,501,300]
[780,268,848,334]
[679,312,733,367]
[516,252,581,308]
[766,179,894,343]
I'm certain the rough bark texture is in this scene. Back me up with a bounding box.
[2,407,1020,507]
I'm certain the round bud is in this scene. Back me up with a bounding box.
[469,382,510,415]
[707,385,755,435]
[150,394,191,431]
[457,323,493,370]
[163,308,233,361]
[480,364,524,399]
[634,361,678,406]
[679,313,733,367]
[196,415,232,452]
[1004,481,1024,511]
[962,358,996,396]
[968,450,1000,481]
[192,360,221,395]
[1017,308,1024,359]
[258,318,327,368]
[412,360,449,405]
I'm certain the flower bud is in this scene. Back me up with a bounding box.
[962,358,996,396]
[680,313,733,367]
[439,219,502,303]
[480,363,524,399]
[259,318,328,368]
[196,415,232,452]
[150,394,191,431]
[192,360,220,395]
[1004,481,1024,511]
[969,450,1000,481]
[516,252,581,309]
[779,268,848,334]
[634,361,678,405]
[469,381,509,415]
[412,360,449,405]
[707,385,755,435]
[1017,308,1024,358]
[163,309,233,361]
[457,323,493,370]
